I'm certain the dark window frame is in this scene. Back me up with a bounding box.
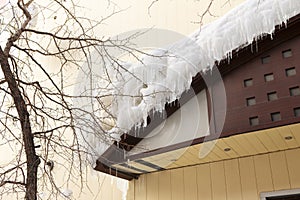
[244,78,253,87]
[266,193,300,200]
[289,86,300,96]
[264,73,274,82]
[249,116,259,126]
[282,49,293,58]
[246,96,256,106]
[294,107,300,117]
[261,55,271,64]
[267,91,278,101]
[261,190,300,200]
[271,112,281,122]
[285,67,296,77]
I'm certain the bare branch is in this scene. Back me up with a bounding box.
[148,0,158,17]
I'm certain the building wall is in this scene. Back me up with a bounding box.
[212,35,300,136]
[0,149,127,199]
[127,148,300,200]
[0,0,246,199]
[80,0,246,36]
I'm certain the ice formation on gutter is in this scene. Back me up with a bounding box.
[86,0,300,165]
[116,177,129,200]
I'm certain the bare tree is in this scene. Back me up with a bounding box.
[0,0,140,199]
[0,0,220,199]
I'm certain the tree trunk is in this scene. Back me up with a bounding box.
[0,48,40,200]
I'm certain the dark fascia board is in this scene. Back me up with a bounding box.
[94,160,139,180]
[94,14,300,176]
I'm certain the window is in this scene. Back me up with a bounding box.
[249,116,259,126]
[261,189,300,200]
[266,193,300,200]
[246,97,256,106]
[282,49,292,58]
[294,107,300,117]
[244,78,253,87]
[268,92,278,101]
[285,67,296,77]
[261,55,271,64]
[289,86,300,96]
[264,73,274,82]
[271,112,281,122]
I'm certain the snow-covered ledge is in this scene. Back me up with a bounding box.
[76,0,300,166]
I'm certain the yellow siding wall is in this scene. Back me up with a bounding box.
[128,148,300,200]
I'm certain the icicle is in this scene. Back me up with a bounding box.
[116,178,129,200]
[77,0,300,168]
[256,39,258,53]
[127,159,130,165]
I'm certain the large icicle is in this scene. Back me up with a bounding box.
[78,0,300,164]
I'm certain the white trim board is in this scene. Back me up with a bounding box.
[260,189,300,200]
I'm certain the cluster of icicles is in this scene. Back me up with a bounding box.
[80,0,300,166]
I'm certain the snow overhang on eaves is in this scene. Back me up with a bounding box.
[95,14,300,180]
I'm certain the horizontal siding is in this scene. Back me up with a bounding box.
[128,148,300,200]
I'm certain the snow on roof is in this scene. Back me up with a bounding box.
[80,0,300,165]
